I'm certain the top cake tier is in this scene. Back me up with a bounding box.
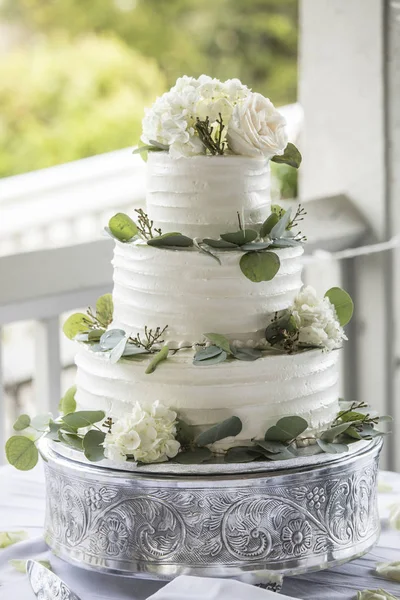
[146,153,271,238]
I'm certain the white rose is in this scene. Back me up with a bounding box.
[227,92,288,158]
[376,562,400,583]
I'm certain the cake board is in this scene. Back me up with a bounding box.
[40,437,382,581]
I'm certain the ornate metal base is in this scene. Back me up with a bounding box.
[40,438,382,580]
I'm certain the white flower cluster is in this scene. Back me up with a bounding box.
[291,286,347,351]
[141,74,287,159]
[103,401,181,464]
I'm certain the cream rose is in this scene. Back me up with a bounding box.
[227,92,288,158]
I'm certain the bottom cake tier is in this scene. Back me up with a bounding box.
[75,345,340,446]
[41,438,382,579]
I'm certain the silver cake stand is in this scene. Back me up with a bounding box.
[40,437,382,581]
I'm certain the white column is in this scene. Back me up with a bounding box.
[299,1,391,467]
[34,317,61,415]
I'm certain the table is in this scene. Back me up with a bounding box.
[0,465,399,599]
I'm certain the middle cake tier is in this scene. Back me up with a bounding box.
[112,242,304,342]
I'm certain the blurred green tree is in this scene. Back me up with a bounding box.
[0,35,165,176]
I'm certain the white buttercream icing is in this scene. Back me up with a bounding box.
[75,346,340,447]
[112,242,304,341]
[146,153,271,238]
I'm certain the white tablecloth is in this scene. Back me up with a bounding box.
[0,465,399,599]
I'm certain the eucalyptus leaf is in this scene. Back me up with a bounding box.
[220,229,258,246]
[0,531,29,549]
[62,410,105,431]
[88,329,105,342]
[317,439,349,454]
[231,347,262,361]
[5,436,39,471]
[320,421,355,442]
[358,425,386,439]
[174,447,212,464]
[63,313,91,340]
[58,431,84,451]
[269,208,292,239]
[108,212,138,242]
[241,242,272,251]
[83,430,106,462]
[344,427,363,440]
[224,447,262,463]
[148,139,169,150]
[195,416,242,447]
[240,251,280,282]
[74,332,89,342]
[271,142,302,169]
[147,233,193,247]
[254,439,287,454]
[265,416,308,443]
[203,238,238,249]
[193,345,223,361]
[109,334,129,364]
[47,421,66,441]
[59,385,77,415]
[260,213,280,238]
[13,414,31,431]
[193,350,228,366]
[260,446,297,461]
[204,333,232,355]
[336,410,367,423]
[145,345,169,374]
[31,413,51,432]
[325,287,354,326]
[96,294,114,327]
[100,328,126,350]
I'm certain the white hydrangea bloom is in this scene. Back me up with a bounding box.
[141,74,250,158]
[103,400,181,464]
[291,286,347,351]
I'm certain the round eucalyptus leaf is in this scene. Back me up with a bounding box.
[31,413,52,432]
[13,414,31,432]
[193,350,227,366]
[173,447,212,464]
[240,251,280,282]
[63,313,90,340]
[100,329,126,350]
[83,430,106,462]
[231,347,262,361]
[241,242,272,251]
[108,213,138,242]
[88,329,105,342]
[145,345,169,374]
[224,447,261,463]
[316,439,349,454]
[260,213,280,238]
[203,238,238,249]
[344,427,363,440]
[261,446,297,461]
[220,229,258,246]
[59,385,77,415]
[195,416,242,447]
[193,345,223,362]
[58,431,84,451]
[6,436,39,471]
[265,416,308,443]
[325,287,354,326]
[62,410,105,431]
[96,294,114,327]
[204,333,231,354]
[147,233,193,247]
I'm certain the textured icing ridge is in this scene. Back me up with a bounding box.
[146,153,271,238]
[112,242,304,341]
[75,347,340,446]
